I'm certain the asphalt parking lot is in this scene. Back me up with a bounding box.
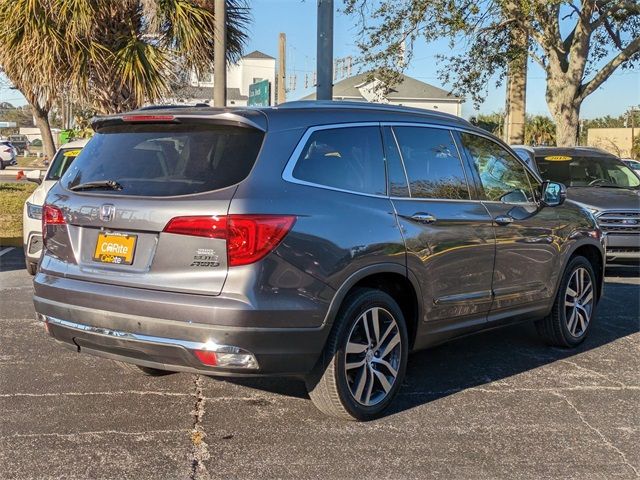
[1,247,638,479]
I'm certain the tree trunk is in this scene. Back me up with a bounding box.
[503,5,528,145]
[546,76,581,147]
[33,107,56,159]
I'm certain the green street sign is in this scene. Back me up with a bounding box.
[248,80,270,106]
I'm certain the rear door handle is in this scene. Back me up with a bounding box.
[410,213,437,224]
[494,215,514,226]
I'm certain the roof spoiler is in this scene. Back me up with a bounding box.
[91,111,267,132]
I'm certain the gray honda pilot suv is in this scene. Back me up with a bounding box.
[34,102,605,420]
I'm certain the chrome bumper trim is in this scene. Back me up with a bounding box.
[40,314,259,368]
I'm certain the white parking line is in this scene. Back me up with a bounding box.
[0,247,15,257]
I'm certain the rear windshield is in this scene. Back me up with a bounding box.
[46,147,83,181]
[62,124,264,196]
[536,155,640,189]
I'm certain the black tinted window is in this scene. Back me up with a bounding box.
[63,124,264,196]
[46,147,83,181]
[293,126,386,195]
[535,155,640,188]
[383,127,410,197]
[393,126,469,200]
[461,133,534,203]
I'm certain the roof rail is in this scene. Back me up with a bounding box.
[277,100,469,124]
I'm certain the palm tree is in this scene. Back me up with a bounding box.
[0,0,250,157]
[525,115,557,146]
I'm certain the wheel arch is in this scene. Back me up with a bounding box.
[323,264,422,349]
[558,239,605,301]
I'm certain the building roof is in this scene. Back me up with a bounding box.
[302,72,460,101]
[242,50,275,60]
[171,86,248,102]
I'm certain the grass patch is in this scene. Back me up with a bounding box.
[0,182,36,238]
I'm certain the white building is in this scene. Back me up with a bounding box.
[169,50,276,107]
[302,73,463,116]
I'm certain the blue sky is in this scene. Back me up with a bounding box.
[247,0,639,119]
[1,0,637,119]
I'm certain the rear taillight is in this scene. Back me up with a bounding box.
[42,204,66,247]
[3,148,11,153]
[163,214,296,267]
[43,205,66,226]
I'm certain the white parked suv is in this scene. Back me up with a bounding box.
[23,139,88,274]
[0,140,18,169]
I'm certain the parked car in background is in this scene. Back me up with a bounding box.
[23,139,88,275]
[622,158,640,172]
[510,145,540,175]
[34,103,604,420]
[533,147,640,264]
[8,134,30,155]
[0,140,17,169]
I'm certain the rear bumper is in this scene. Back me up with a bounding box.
[33,273,334,376]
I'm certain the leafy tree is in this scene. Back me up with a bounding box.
[470,112,505,137]
[345,0,640,147]
[525,115,557,145]
[0,0,250,157]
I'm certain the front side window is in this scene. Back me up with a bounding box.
[392,126,470,200]
[292,126,386,195]
[460,133,534,203]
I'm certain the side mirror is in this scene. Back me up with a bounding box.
[541,180,566,207]
[25,169,42,185]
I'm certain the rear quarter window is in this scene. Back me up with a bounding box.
[291,126,386,195]
[62,124,264,197]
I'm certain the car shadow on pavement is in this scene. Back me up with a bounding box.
[220,277,639,419]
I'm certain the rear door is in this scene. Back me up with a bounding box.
[385,125,495,330]
[41,118,265,296]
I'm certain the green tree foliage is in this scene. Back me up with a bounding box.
[345,0,640,147]
[0,0,251,156]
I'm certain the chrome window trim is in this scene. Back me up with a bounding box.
[282,122,389,199]
[282,120,539,205]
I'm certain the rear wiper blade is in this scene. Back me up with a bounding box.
[69,180,123,191]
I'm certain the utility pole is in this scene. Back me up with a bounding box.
[278,33,286,104]
[213,0,227,107]
[503,4,527,145]
[316,0,334,100]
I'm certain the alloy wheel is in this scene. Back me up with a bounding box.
[564,267,594,337]
[344,307,402,406]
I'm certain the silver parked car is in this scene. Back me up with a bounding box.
[34,102,605,420]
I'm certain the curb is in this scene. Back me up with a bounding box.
[0,237,23,248]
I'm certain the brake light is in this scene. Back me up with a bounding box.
[43,205,66,225]
[121,114,175,122]
[163,214,296,267]
[3,148,11,153]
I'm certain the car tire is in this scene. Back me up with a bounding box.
[536,255,598,348]
[306,288,408,421]
[117,361,174,376]
[26,261,37,276]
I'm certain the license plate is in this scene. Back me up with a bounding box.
[93,232,137,265]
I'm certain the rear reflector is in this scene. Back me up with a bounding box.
[163,214,295,267]
[121,114,176,122]
[194,350,218,366]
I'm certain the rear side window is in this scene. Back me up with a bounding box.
[292,126,386,195]
[46,147,83,181]
[62,124,264,196]
[392,126,470,200]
